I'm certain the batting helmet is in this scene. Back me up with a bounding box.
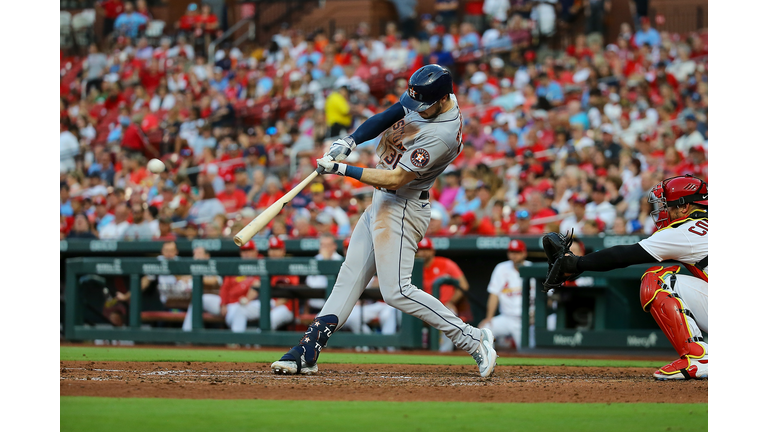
[399,64,453,112]
[648,174,708,229]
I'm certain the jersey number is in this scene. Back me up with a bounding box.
[688,220,708,236]
[383,148,402,168]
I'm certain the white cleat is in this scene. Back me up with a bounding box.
[270,355,319,375]
[471,328,498,378]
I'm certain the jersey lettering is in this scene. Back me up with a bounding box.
[688,220,708,236]
[391,120,406,151]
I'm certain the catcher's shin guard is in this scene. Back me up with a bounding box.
[277,315,338,372]
[640,266,707,379]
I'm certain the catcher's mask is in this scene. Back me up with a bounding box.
[648,174,708,229]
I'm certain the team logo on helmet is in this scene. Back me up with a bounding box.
[409,87,418,99]
[411,148,430,167]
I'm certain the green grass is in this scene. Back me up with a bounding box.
[61,346,663,368]
[61,397,707,432]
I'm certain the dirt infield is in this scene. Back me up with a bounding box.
[60,361,707,403]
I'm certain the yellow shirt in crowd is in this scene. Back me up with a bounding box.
[325,91,351,128]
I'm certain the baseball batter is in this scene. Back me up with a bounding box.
[271,64,497,377]
[545,175,708,380]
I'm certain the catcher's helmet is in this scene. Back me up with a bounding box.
[399,64,453,112]
[648,174,708,229]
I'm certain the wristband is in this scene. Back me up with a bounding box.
[345,165,363,180]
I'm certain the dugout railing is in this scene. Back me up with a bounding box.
[60,235,647,257]
[64,257,425,348]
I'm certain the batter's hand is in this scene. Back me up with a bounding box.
[327,136,356,162]
[317,155,348,176]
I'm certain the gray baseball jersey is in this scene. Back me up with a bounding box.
[376,94,464,196]
[319,94,484,353]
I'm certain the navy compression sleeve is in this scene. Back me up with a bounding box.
[350,102,406,143]
[576,243,656,272]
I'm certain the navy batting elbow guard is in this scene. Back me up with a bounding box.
[278,315,338,371]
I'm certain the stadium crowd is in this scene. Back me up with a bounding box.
[60,1,708,243]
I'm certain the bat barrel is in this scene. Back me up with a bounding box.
[231,170,319,247]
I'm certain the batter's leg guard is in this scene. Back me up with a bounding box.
[640,266,708,380]
[271,315,338,375]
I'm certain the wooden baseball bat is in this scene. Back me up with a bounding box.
[233,168,321,246]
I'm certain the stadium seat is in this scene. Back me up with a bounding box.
[60,11,73,50]
[145,20,166,45]
[72,9,96,53]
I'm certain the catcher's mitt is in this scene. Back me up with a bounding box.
[541,229,583,289]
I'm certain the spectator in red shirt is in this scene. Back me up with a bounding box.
[290,215,318,238]
[255,176,284,210]
[508,209,543,235]
[677,144,708,181]
[196,4,219,35]
[176,3,199,34]
[566,34,594,61]
[416,237,471,351]
[154,216,177,240]
[140,59,163,94]
[527,190,558,228]
[103,82,125,111]
[120,115,154,158]
[97,0,124,40]
[216,173,247,214]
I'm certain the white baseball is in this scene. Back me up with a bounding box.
[147,158,166,173]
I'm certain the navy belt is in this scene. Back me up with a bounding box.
[379,188,429,200]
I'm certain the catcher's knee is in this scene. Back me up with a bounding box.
[639,266,705,359]
[639,265,681,312]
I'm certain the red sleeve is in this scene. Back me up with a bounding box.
[236,190,247,210]
[255,193,269,209]
[219,277,235,305]
[476,217,496,235]
[445,259,465,280]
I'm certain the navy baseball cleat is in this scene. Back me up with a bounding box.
[471,328,497,378]
[271,353,318,375]
[271,315,338,375]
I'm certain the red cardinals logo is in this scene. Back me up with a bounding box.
[411,148,430,167]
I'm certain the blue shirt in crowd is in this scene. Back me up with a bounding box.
[114,12,148,39]
[635,28,661,47]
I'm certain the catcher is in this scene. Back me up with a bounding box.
[542,175,708,380]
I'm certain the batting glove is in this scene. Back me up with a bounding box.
[317,155,347,176]
[327,135,356,162]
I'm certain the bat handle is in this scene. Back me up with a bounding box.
[315,166,324,174]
